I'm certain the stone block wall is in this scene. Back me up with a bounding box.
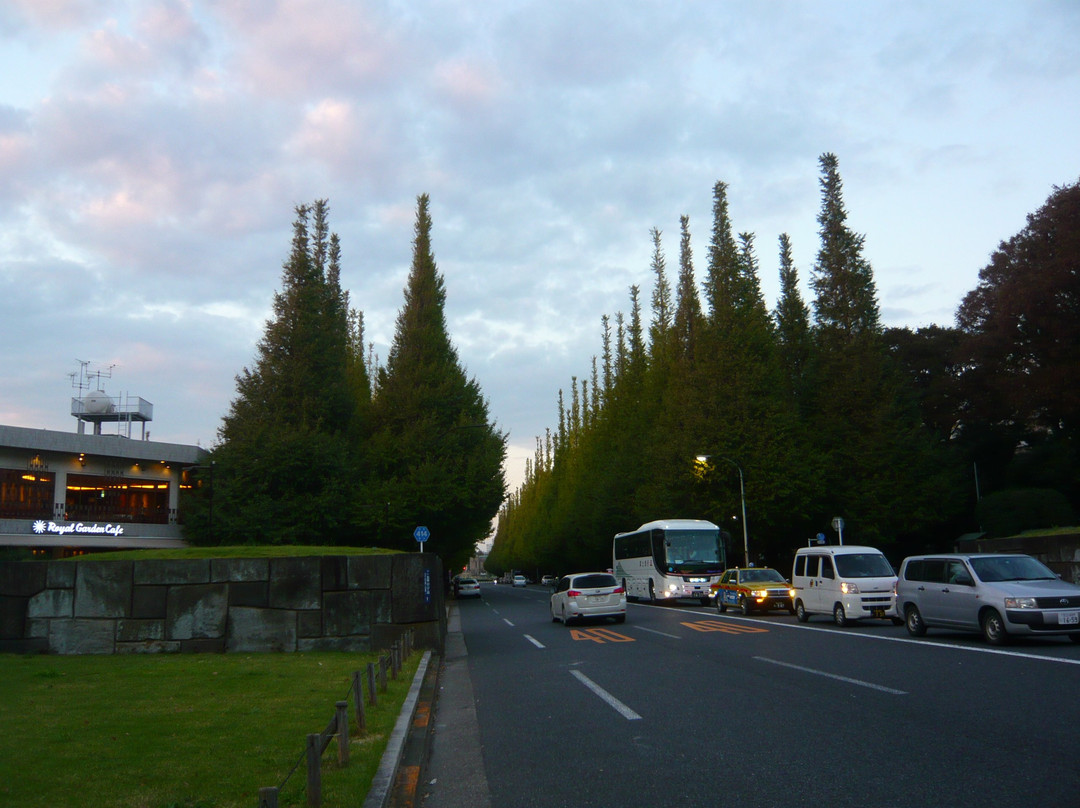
[0,553,446,655]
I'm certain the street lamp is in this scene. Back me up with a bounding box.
[695,454,749,566]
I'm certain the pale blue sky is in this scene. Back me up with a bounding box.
[1,0,1078,492]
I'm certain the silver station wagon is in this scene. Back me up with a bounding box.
[895,553,1080,645]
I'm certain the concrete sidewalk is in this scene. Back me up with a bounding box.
[387,602,490,808]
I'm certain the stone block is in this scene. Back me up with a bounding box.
[74,561,132,618]
[321,556,349,591]
[268,558,321,610]
[229,581,268,608]
[349,555,392,590]
[298,610,322,638]
[0,561,47,597]
[390,554,443,623]
[298,635,371,652]
[132,585,168,619]
[117,640,180,654]
[323,590,374,637]
[0,596,27,639]
[134,559,210,586]
[211,558,269,583]
[46,563,76,589]
[226,606,297,652]
[167,583,228,640]
[49,619,115,654]
[25,618,48,639]
[28,588,73,618]
[117,619,165,642]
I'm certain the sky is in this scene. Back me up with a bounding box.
[2,0,1078,497]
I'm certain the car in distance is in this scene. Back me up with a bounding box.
[712,567,795,615]
[550,572,626,626]
[896,553,1080,645]
[512,574,527,587]
[541,575,557,586]
[454,576,481,599]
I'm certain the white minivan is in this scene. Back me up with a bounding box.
[792,545,899,626]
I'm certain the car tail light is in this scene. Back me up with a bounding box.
[568,589,582,597]
[613,587,625,594]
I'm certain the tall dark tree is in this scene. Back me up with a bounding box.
[774,233,812,405]
[955,177,1080,509]
[200,201,355,545]
[367,194,506,568]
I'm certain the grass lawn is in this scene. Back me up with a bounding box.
[0,650,420,808]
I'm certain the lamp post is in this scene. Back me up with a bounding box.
[695,454,749,566]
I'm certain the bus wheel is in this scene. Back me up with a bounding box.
[623,579,635,602]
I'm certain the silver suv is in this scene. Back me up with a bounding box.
[896,553,1080,645]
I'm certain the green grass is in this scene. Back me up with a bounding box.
[64,546,400,561]
[0,651,421,808]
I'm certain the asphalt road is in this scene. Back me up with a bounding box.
[422,582,1080,808]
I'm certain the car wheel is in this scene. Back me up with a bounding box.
[833,603,849,627]
[905,605,926,637]
[981,608,1009,645]
[740,597,753,616]
[795,600,809,623]
[716,597,726,614]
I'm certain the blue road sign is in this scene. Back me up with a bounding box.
[414,525,430,542]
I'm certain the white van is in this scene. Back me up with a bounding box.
[791,545,899,626]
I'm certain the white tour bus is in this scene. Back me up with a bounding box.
[613,519,727,606]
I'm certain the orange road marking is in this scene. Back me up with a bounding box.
[570,627,636,643]
[682,620,769,634]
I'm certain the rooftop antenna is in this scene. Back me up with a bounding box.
[68,360,152,439]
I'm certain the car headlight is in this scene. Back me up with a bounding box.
[840,582,860,595]
[1004,597,1038,609]
[788,589,796,598]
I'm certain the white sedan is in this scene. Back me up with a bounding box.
[550,572,626,626]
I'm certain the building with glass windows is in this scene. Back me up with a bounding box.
[0,421,207,555]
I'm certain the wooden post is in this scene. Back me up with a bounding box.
[258,786,279,808]
[379,654,388,692]
[335,701,349,766]
[306,733,321,807]
[391,641,399,679]
[367,662,378,707]
[352,670,366,732]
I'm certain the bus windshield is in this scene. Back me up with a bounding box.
[660,528,722,573]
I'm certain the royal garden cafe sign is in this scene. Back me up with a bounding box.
[32,520,126,537]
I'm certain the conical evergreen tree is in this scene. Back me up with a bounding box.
[367,194,506,567]
[206,201,354,545]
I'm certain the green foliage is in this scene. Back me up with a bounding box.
[185,197,504,564]
[977,488,1077,538]
[493,154,969,573]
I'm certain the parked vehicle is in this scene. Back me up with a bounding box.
[512,574,527,587]
[550,572,626,626]
[541,575,557,586]
[454,577,481,598]
[896,553,1080,645]
[791,545,899,626]
[712,567,795,615]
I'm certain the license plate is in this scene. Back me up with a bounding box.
[871,608,885,618]
[588,595,606,603]
[1061,611,1079,625]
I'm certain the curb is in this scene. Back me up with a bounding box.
[362,648,435,808]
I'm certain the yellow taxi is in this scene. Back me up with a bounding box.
[712,567,796,616]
